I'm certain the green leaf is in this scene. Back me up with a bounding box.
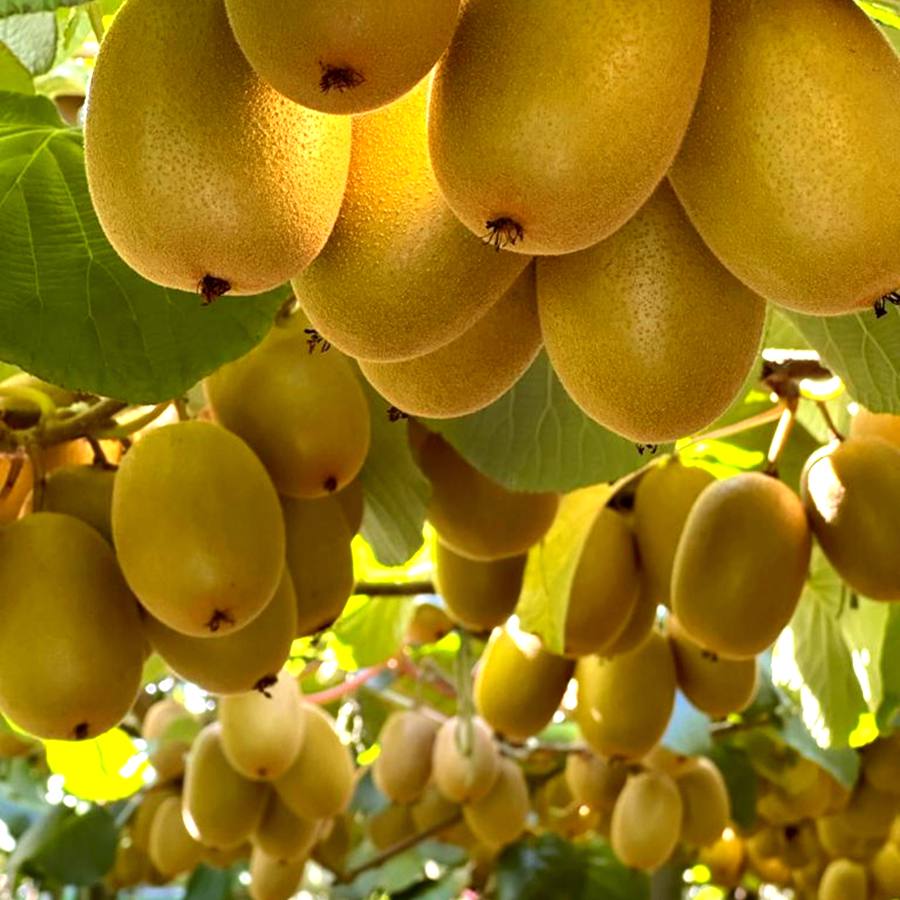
[0,92,287,403]
[878,606,900,728]
[772,548,868,748]
[516,485,611,654]
[707,745,758,831]
[782,306,900,414]
[44,727,147,802]
[185,864,239,900]
[358,382,429,566]
[0,40,31,91]
[0,12,55,74]
[496,834,650,900]
[428,353,672,493]
[329,594,415,670]
[0,1,84,17]
[778,715,860,788]
[766,308,811,350]
[839,596,890,716]
[662,692,713,756]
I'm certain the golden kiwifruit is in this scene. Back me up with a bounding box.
[148,796,204,878]
[183,723,268,850]
[611,771,683,871]
[132,786,179,854]
[145,569,296,695]
[203,842,250,870]
[274,705,354,820]
[745,843,792,887]
[672,473,811,659]
[0,717,35,759]
[462,757,529,848]
[84,0,350,296]
[699,830,745,889]
[677,758,731,847]
[107,842,151,891]
[254,792,320,862]
[564,752,628,814]
[538,182,766,443]
[669,0,900,316]
[282,494,354,637]
[335,479,364,535]
[249,847,307,900]
[633,460,716,605]
[224,0,460,115]
[428,0,709,256]
[432,716,500,804]
[312,814,353,874]
[405,602,454,646]
[863,734,900,796]
[667,616,757,719]
[780,822,819,870]
[219,671,306,781]
[474,624,574,741]
[367,804,417,851]
[747,825,784,860]
[0,513,143,740]
[415,430,558,561]
[642,746,701,780]
[533,774,598,840]
[802,438,900,601]
[575,630,676,759]
[34,465,115,543]
[113,421,285,637]
[872,841,900,898]
[599,576,658,658]
[564,507,640,656]
[372,711,440,805]
[205,320,370,499]
[142,697,192,785]
[840,781,899,841]
[850,409,900,448]
[819,858,869,900]
[294,76,527,362]
[434,540,525,632]
[816,814,882,863]
[359,264,542,418]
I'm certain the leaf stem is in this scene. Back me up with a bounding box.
[87,2,105,42]
[353,580,435,597]
[765,401,797,476]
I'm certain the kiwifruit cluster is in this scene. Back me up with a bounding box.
[82,0,900,444]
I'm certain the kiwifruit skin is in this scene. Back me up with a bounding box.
[610,770,683,871]
[670,0,900,316]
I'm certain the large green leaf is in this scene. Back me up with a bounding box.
[0,92,286,402]
[428,354,671,493]
[0,12,56,73]
[0,1,83,17]
[0,39,31,91]
[329,594,415,670]
[878,606,900,728]
[707,744,758,831]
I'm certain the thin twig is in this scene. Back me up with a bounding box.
[304,664,388,705]
[817,401,845,442]
[354,581,436,597]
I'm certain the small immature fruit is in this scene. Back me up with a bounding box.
[274,705,354,820]
[249,847,307,900]
[295,76,527,362]
[219,671,306,781]
[224,0,461,115]
[205,321,370,499]
[372,711,440,804]
[432,717,500,804]
[818,858,868,900]
[611,771,683,871]
[435,540,525,632]
[39,465,116,543]
[850,409,900,448]
[564,507,640,656]
[113,421,285,637]
[802,438,900,601]
[0,513,144,740]
[667,616,757,719]
[428,0,710,255]
[255,792,320,862]
[677,758,731,847]
[359,264,542,419]
[633,460,716,605]
[575,630,676,759]
[462,758,529,848]
[282,494,354,636]
[669,0,900,316]
[148,796,204,878]
[145,569,297,695]
[538,182,766,443]
[564,752,628,814]
[85,0,350,296]
[415,431,558,561]
[405,602,454,645]
[672,473,812,659]
[474,624,574,741]
[183,724,268,850]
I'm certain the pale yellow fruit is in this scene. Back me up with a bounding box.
[840,781,898,841]
[249,847,307,900]
[0,513,144,740]
[611,771,683,871]
[672,473,811,659]
[84,0,350,296]
[850,409,900,449]
[405,602,454,646]
[38,465,115,543]
[564,752,628,814]
[677,758,730,847]
[367,804,416,850]
[335,479,364,535]
[148,796,204,878]
[428,0,710,255]
[294,76,527,362]
[143,698,192,785]
[359,264,542,418]
[113,421,285,637]
[816,814,882,863]
[219,671,306,781]
[205,321,370,499]
[474,624,574,741]
[699,830,745,889]
[669,0,900,316]
[274,705,354,820]
[372,710,439,805]
[183,723,268,850]
[432,717,499,804]
[224,0,460,115]
[132,787,179,854]
[255,792,320,862]
[538,182,765,443]
[575,630,676,759]
[599,576,658,658]
[462,758,529,848]
[145,569,297,695]
[872,841,900,898]
[203,842,251,870]
[819,858,868,900]
[642,746,701,780]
